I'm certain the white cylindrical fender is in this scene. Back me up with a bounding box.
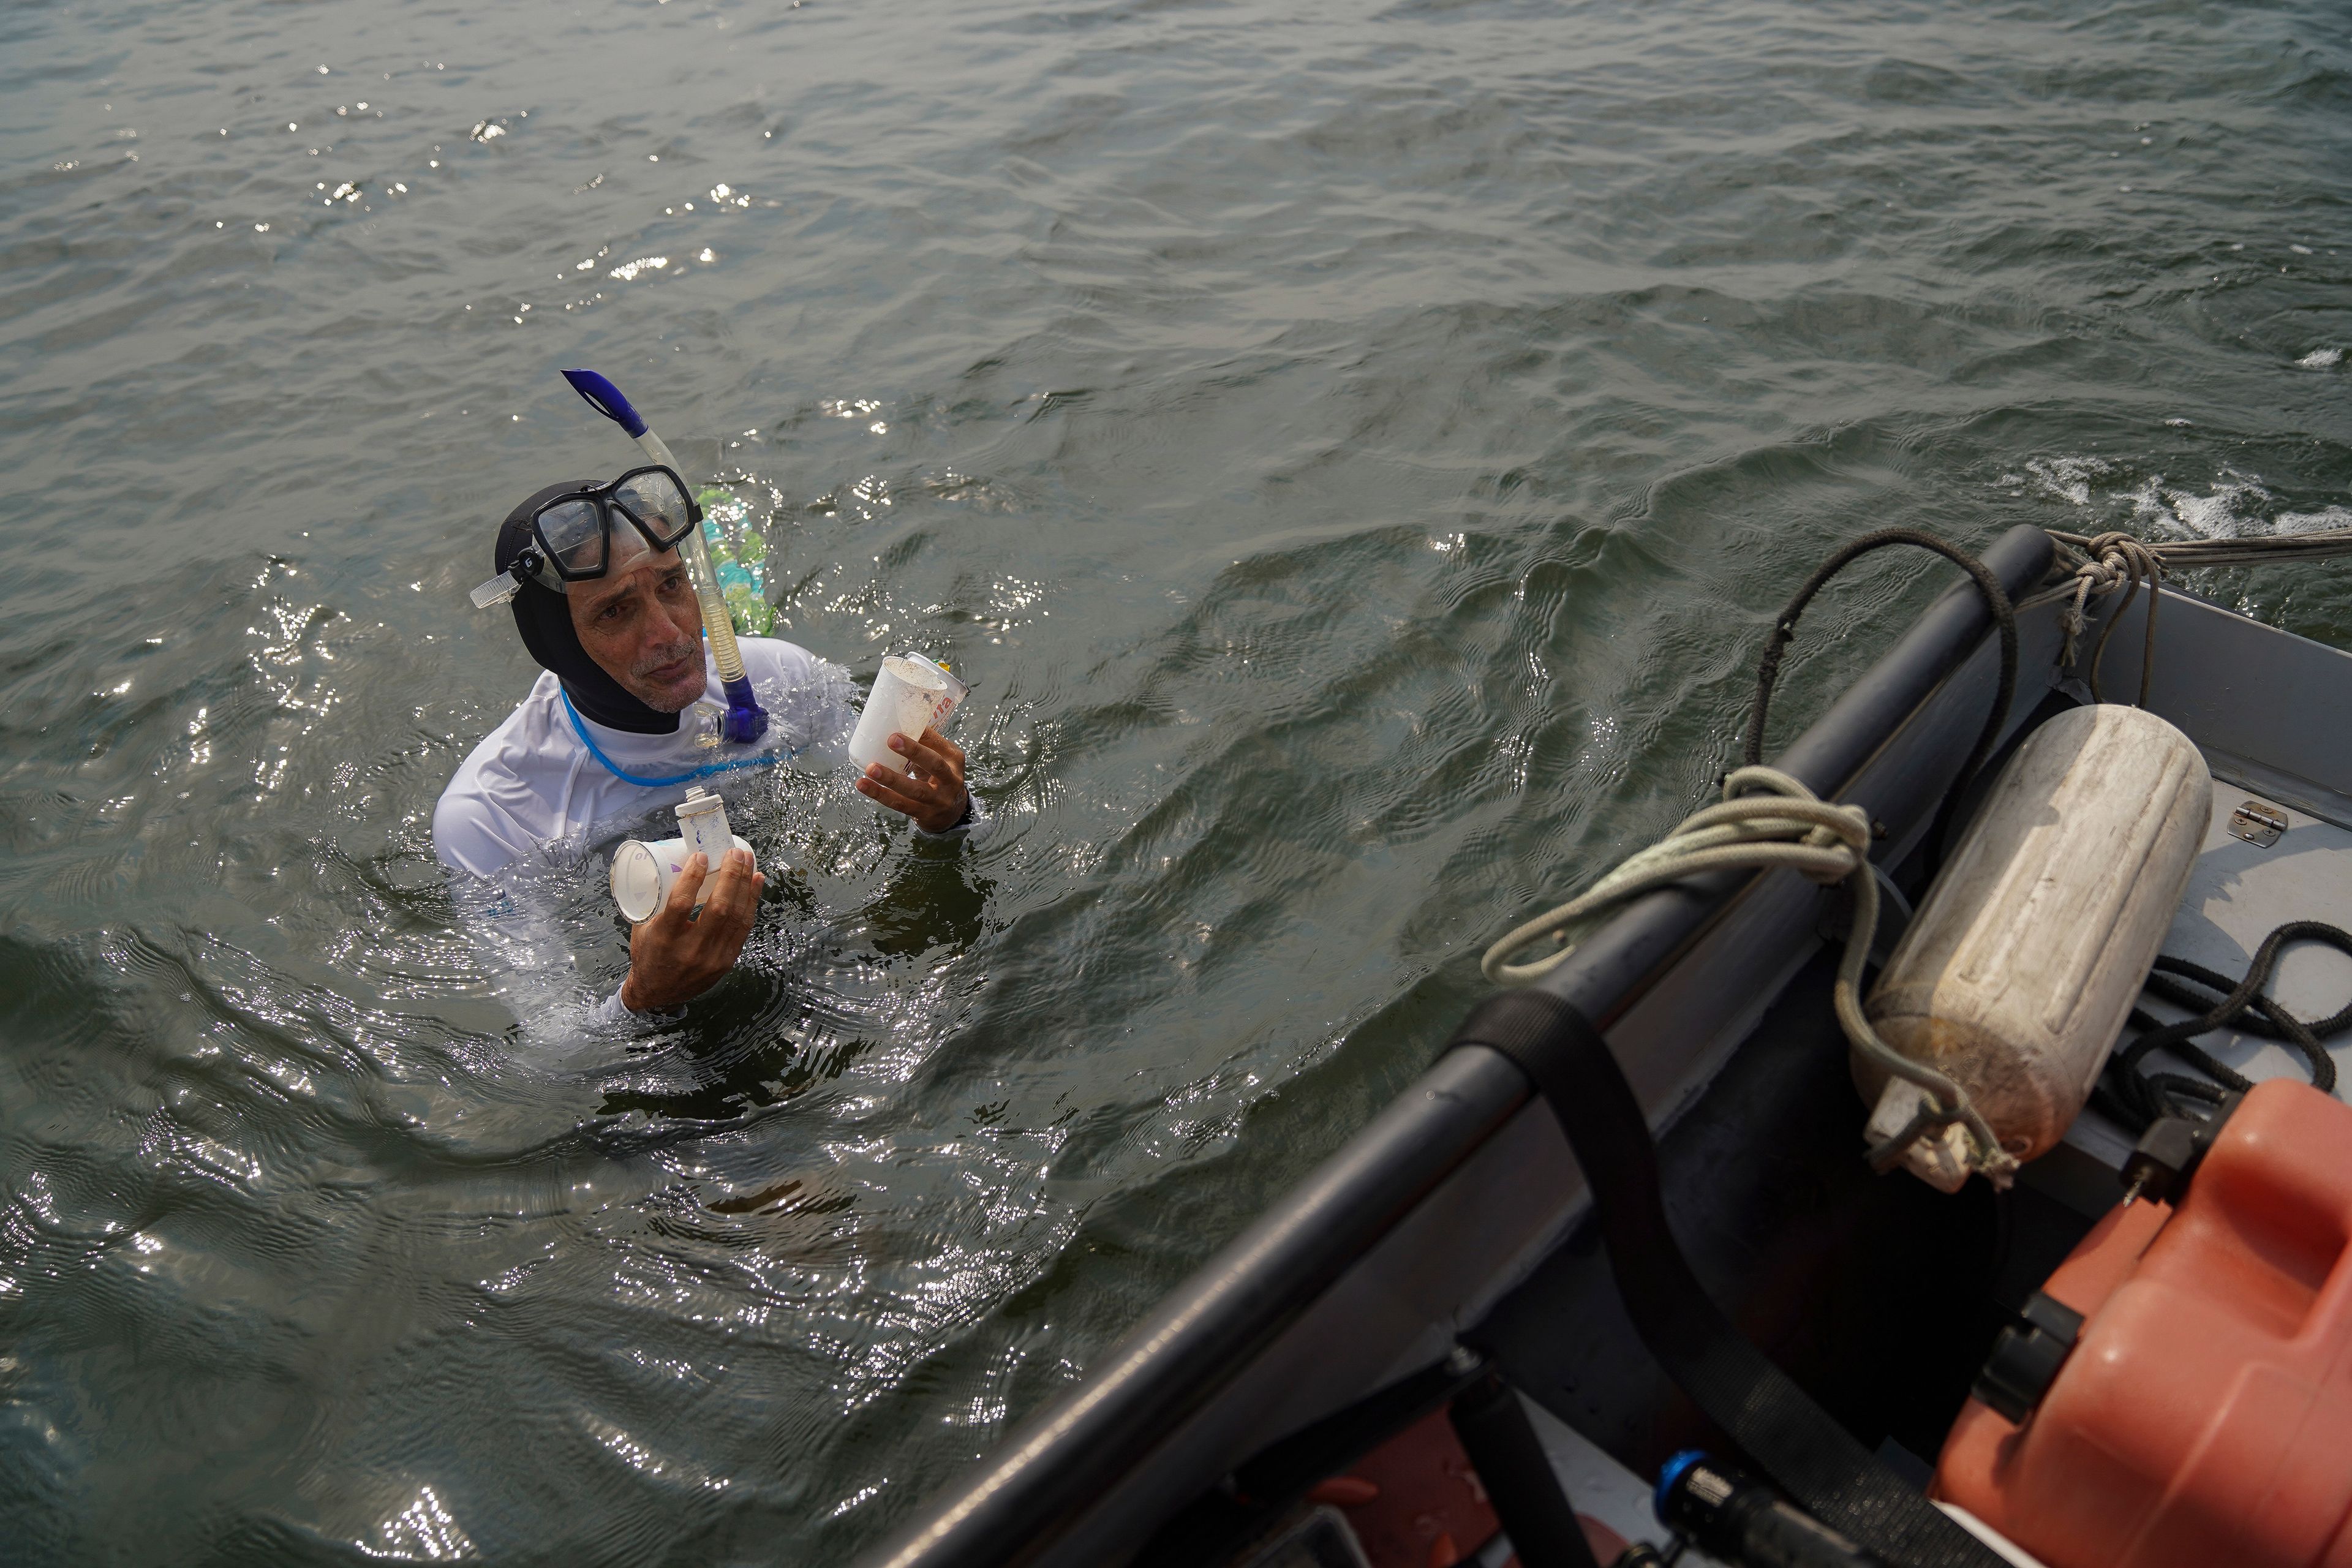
[1860,704,2209,1190]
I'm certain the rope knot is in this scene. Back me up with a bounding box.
[2047,529,2168,703]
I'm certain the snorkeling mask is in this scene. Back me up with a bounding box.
[470,466,699,603]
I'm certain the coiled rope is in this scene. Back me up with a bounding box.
[2096,921,2352,1131]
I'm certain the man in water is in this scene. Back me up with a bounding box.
[434,478,978,1019]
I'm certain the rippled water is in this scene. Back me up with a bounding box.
[3,0,2348,1559]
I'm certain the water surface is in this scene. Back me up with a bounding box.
[2,0,2348,1559]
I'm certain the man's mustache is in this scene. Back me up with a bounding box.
[631,633,699,679]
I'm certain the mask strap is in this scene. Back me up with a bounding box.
[469,549,550,609]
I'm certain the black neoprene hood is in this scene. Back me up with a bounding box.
[495,480,682,734]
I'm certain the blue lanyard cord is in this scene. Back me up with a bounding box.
[561,691,791,788]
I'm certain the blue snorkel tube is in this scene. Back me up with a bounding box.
[561,368,769,745]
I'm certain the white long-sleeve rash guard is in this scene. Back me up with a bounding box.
[433,636,983,1023]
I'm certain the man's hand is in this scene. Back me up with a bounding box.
[618,846,764,1013]
[856,726,970,834]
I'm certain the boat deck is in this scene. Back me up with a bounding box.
[2040,780,2352,1211]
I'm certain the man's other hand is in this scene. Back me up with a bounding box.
[856,726,970,834]
[619,846,764,1013]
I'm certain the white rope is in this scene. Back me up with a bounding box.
[1482,766,2016,1182]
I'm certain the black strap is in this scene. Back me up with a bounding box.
[1450,991,2003,1568]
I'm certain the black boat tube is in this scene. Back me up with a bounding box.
[856,526,2057,1568]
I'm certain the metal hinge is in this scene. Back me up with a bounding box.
[2227,798,2289,848]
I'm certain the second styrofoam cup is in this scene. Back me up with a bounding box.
[848,655,966,776]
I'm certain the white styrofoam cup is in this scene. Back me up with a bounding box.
[848,655,967,777]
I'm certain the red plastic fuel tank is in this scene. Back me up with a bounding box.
[1935,1078,2352,1568]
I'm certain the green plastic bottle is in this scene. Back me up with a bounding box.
[695,486,774,637]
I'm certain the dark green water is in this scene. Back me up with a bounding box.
[2,0,2348,1559]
